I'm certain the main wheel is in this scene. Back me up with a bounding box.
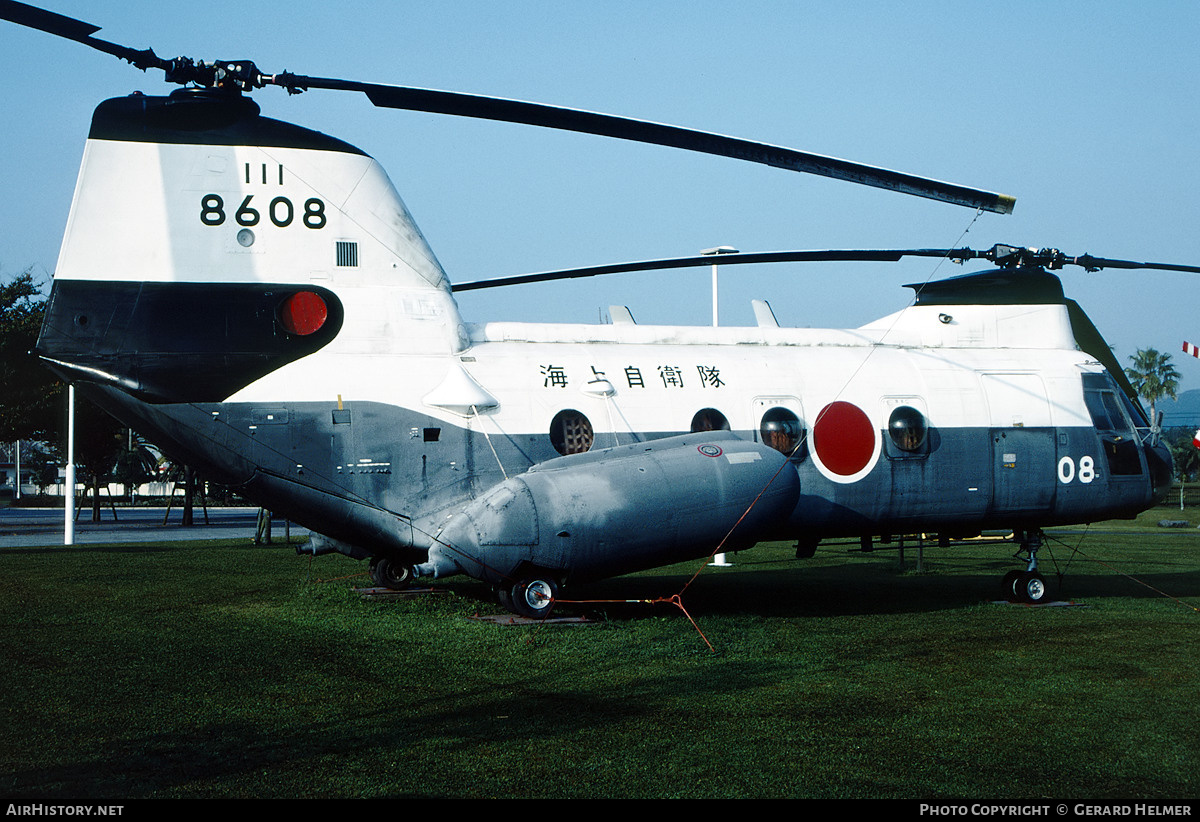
[369,556,414,590]
[509,577,558,619]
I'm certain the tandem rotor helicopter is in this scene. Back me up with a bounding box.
[5,1,1197,617]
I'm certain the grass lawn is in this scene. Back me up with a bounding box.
[1,507,1197,799]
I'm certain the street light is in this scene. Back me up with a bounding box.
[65,384,75,545]
[701,245,738,327]
[702,246,738,568]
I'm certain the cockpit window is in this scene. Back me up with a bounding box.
[1083,383,1143,475]
[1085,389,1133,434]
[1101,392,1132,433]
[1083,390,1116,431]
[1119,390,1151,429]
[1082,373,1148,429]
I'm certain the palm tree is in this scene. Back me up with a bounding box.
[110,429,161,501]
[1164,428,1200,509]
[1125,348,1181,425]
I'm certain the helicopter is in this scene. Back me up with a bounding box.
[4,1,1195,617]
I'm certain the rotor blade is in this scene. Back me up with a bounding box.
[2,2,1013,212]
[0,0,168,70]
[273,74,1015,215]
[451,249,972,292]
[0,0,96,38]
[1067,254,1200,275]
[452,245,1200,291]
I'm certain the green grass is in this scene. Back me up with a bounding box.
[1,508,1198,799]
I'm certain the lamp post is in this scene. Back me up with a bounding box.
[64,384,75,545]
[701,246,738,327]
[701,247,737,567]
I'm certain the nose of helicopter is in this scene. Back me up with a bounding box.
[1145,440,1174,503]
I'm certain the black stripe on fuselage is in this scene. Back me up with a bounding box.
[37,280,343,402]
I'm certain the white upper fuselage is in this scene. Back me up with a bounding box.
[224,298,1102,487]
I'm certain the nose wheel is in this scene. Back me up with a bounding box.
[1004,569,1048,603]
[1003,529,1050,603]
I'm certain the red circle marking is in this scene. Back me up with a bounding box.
[812,401,875,476]
[279,291,328,336]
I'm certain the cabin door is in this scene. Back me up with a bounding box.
[980,373,1058,515]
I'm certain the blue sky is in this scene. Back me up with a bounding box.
[4,1,1200,390]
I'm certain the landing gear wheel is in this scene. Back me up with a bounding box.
[1016,572,1047,604]
[509,577,558,619]
[1002,570,1023,602]
[369,556,414,590]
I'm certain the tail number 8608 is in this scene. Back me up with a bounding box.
[200,194,326,229]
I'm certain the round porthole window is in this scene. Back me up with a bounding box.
[888,405,928,452]
[759,407,804,456]
[550,409,594,456]
[691,408,731,432]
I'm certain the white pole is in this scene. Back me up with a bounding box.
[711,262,719,327]
[64,385,75,545]
[14,439,20,501]
[709,260,732,565]
[700,246,737,567]
[700,245,737,326]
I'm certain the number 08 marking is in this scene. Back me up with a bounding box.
[1058,455,1095,484]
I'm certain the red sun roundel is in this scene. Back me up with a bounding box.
[279,291,328,336]
[812,401,876,477]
